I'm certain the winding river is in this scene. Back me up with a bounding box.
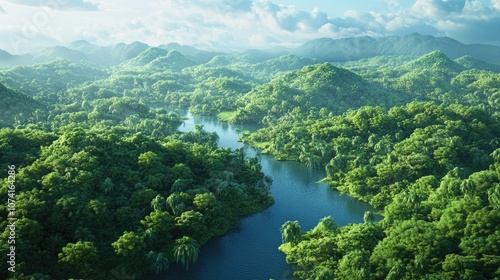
[155,111,376,280]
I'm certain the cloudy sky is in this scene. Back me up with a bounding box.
[1,0,500,54]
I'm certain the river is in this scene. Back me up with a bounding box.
[154,111,376,280]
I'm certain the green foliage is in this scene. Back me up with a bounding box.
[173,236,200,271]
[231,62,396,124]
[275,101,500,279]
[280,220,302,247]
[0,83,46,126]
[269,54,500,279]
[0,124,272,279]
[112,231,146,257]
[58,241,98,278]
[2,44,500,280]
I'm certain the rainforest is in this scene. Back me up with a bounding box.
[1,32,500,279]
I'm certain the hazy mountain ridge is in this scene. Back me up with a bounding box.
[0,50,35,68]
[293,33,500,64]
[120,47,198,72]
[454,55,500,72]
[158,42,224,64]
[32,46,88,64]
[2,33,499,68]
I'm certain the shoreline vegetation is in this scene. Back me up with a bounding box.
[216,111,237,122]
[1,34,500,279]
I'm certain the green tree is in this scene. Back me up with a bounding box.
[280,220,302,247]
[112,231,146,257]
[363,211,375,224]
[58,241,98,278]
[336,249,371,280]
[310,216,338,237]
[151,194,166,212]
[145,251,169,274]
[166,192,186,216]
[173,236,200,271]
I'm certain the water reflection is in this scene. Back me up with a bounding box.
[152,111,376,280]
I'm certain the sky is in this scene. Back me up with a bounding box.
[1,0,500,54]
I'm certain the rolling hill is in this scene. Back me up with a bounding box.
[231,62,397,123]
[294,33,500,64]
[0,83,45,125]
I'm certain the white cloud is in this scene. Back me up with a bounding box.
[412,0,466,17]
[0,6,6,14]
[1,0,500,54]
[494,0,500,10]
[4,0,99,11]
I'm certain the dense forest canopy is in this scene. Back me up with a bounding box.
[1,33,500,279]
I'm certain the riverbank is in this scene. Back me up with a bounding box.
[153,110,376,280]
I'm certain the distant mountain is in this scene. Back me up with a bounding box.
[3,33,500,69]
[0,50,34,68]
[201,53,316,81]
[158,43,223,64]
[0,59,108,102]
[66,40,150,65]
[147,50,197,71]
[0,50,12,60]
[205,48,291,67]
[241,49,289,63]
[245,54,321,80]
[33,46,88,63]
[454,55,500,73]
[69,40,101,54]
[399,50,465,73]
[109,41,149,63]
[251,54,320,73]
[122,47,197,71]
[294,33,500,64]
[127,47,170,66]
[68,40,112,65]
[232,63,393,123]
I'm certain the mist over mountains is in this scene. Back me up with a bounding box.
[1,33,499,68]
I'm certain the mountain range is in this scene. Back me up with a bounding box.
[1,33,499,68]
[292,33,500,64]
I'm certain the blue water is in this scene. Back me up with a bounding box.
[154,112,375,280]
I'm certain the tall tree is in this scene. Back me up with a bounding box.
[150,194,166,212]
[173,236,200,271]
[280,220,302,247]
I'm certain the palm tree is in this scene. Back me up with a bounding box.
[166,193,185,216]
[171,178,193,193]
[488,184,500,208]
[491,148,500,163]
[146,251,169,274]
[173,236,199,271]
[460,179,476,197]
[143,228,157,246]
[325,159,339,178]
[363,211,375,224]
[280,221,302,247]
[151,194,166,212]
[215,181,231,200]
[234,147,245,162]
[102,177,115,194]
